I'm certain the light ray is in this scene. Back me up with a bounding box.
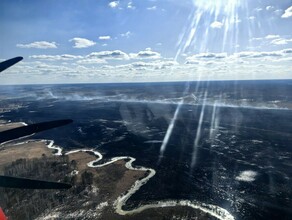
[160,0,246,163]
[158,82,190,162]
[209,101,217,139]
[176,0,244,56]
[191,91,208,169]
[159,99,183,161]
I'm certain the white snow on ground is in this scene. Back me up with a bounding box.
[35,212,61,220]
[96,201,108,211]
[236,170,258,182]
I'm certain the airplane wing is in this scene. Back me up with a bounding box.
[0,119,73,189]
[0,57,23,73]
[0,57,73,191]
[0,175,71,189]
[0,119,73,144]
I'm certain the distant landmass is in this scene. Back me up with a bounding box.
[0,80,291,219]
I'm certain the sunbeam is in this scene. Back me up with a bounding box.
[158,82,190,162]
[159,99,183,161]
[160,0,245,163]
[191,91,208,169]
[209,101,218,139]
[177,0,244,56]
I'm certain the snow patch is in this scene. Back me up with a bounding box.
[96,201,108,211]
[236,170,257,182]
[70,170,79,176]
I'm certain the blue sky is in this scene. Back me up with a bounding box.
[0,0,291,84]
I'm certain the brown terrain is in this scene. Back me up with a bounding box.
[0,141,53,174]
[0,122,24,132]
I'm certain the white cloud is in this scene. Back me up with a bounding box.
[185,49,292,64]
[130,60,178,69]
[87,50,129,60]
[250,35,292,46]
[109,1,119,8]
[147,6,157,10]
[130,49,161,59]
[30,54,82,61]
[234,51,283,58]
[120,31,132,38]
[195,53,227,59]
[274,9,283,16]
[30,54,107,65]
[16,41,57,49]
[282,6,292,18]
[248,16,256,20]
[69,38,96,48]
[265,34,280,39]
[76,58,107,65]
[4,47,292,84]
[250,37,263,42]
[127,2,135,9]
[185,53,227,64]
[86,49,161,61]
[210,21,223,29]
[266,6,275,11]
[99,36,111,40]
[270,38,292,45]
[282,48,292,54]
[263,35,292,45]
[254,8,263,12]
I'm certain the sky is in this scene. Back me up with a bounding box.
[0,0,291,84]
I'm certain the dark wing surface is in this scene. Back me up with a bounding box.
[0,119,73,144]
[0,176,71,189]
[0,119,73,189]
[0,57,23,73]
[0,56,73,190]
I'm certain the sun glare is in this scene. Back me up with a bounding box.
[175,0,244,58]
[193,0,242,11]
[163,0,245,162]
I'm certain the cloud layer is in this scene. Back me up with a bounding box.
[16,41,57,49]
[1,47,289,84]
